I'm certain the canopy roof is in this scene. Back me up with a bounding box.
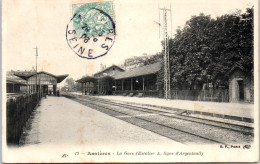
[6,71,28,85]
[76,62,162,82]
[14,71,69,83]
[6,79,27,85]
[75,76,96,83]
[56,74,70,83]
[113,62,161,80]
[76,75,115,83]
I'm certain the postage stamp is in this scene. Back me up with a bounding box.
[66,1,115,59]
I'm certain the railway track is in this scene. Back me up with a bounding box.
[76,95,253,134]
[63,93,254,145]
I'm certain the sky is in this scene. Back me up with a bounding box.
[3,0,254,86]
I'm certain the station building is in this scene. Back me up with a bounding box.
[6,78,27,93]
[76,62,161,97]
[14,71,69,95]
[76,62,254,103]
[6,71,28,94]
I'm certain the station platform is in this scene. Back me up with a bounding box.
[96,95,255,123]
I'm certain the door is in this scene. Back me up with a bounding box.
[237,80,244,101]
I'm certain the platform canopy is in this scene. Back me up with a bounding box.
[6,79,27,86]
[75,76,97,83]
[97,76,114,84]
[6,72,28,85]
[113,62,162,80]
[14,71,69,83]
[97,75,114,80]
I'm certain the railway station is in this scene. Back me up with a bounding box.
[76,62,161,97]
[75,62,254,103]
[3,1,256,163]
[6,70,69,144]
[6,64,254,147]
[13,71,69,95]
[6,78,27,94]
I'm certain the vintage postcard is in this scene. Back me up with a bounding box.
[2,0,259,163]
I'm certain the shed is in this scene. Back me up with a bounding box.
[228,66,253,102]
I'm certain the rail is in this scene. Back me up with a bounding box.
[63,94,253,144]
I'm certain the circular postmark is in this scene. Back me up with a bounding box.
[66,2,115,59]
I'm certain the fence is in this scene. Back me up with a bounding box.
[113,89,229,102]
[170,89,229,102]
[6,92,42,145]
[113,90,159,97]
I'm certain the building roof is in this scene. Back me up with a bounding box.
[75,75,115,83]
[75,76,96,83]
[14,71,69,83]
[6,79,27,85]
[94,65,124,76]
[97,75,114,80]
[6,71,28,85]
[76,62,162,82]
[56,74,70,83]
[228,65,245,76]
[113,62,161,80]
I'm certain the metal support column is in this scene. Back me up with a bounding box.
[131,78,133,91]
[122,80,124,91]
[84,83,87,95]
[81,83,83,94]
[88,82,90,93]
[98,80,100,94]
[142,77,145,91]
[115,80,117,91]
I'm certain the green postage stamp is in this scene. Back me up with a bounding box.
[66,1,115,59]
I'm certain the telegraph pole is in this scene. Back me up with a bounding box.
[159,6,172,99]
[34,46,38,94]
